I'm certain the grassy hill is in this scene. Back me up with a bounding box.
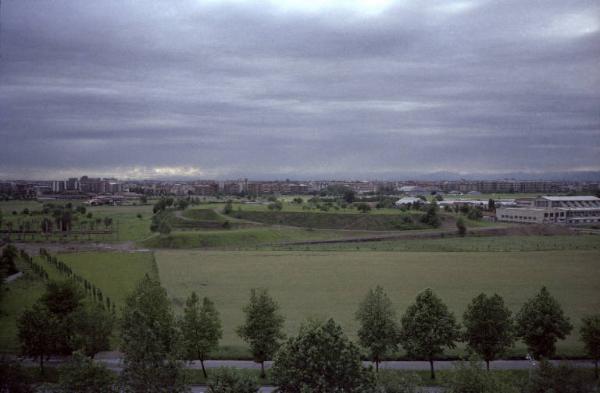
[230,210,432,230]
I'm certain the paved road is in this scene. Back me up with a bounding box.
[4,271,23,283]
[21,352,592,372]
[189,386,443,393]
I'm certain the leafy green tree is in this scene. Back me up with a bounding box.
[237,288,285,378]
[158,220,172,236]
[17,302,61,374]
[268,200,283,211]
[421,202,441,227]
[120,275,188,392]
[272,319,376,393]
[399,288,461,380]
[356,203,372,213]
[176,199,190,210]
[456,217,467,237]
[58,351,117,393]
[467,207,483,221]
[40,280,85,316]
[103,217,113,228]
[0,244,19,276]
[580,314,600,379]
[355,286,399,372]
[70,303,114,358]
[463,293,515,370]
[223,200,233,215]
[343,189,356,204]
[40,280,85,354]
[180,292,223,378]
[516,287,573,359]
[206,368,259,393]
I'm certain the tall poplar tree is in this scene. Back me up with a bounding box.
[237,288,285,378]
[180,292,222,378]
[400,288,461,380]
[463,293,515,370]
[120,275,188,392]
[516,287,572,359]
[355,285,399,372]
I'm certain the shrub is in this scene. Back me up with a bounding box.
[377,372,421,393]
[357,203,372,213]
[444,359,517,393]
[58,352,117,393]
[523,360,593,393]
[456,217,467,237]
[223,200,233,215]
[206,368,259,393]
[272,319,376,392]
[0,359,34,393]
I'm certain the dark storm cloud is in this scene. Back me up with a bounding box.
[0,0,599,179]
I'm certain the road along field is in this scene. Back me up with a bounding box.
[156,249,600,358]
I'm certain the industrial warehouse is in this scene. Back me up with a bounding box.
[496,196,600,225]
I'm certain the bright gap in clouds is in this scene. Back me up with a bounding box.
[201,0,396,15]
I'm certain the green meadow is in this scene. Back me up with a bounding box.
[156,249,600,358]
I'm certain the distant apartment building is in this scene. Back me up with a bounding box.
[193,182,218,196]
[496,196,600,225]
[66,177,80,191]
[51,180,66,193]
[439,180,569,194]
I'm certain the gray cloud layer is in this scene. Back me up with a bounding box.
[1,0,599,179]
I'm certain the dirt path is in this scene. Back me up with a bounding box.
[270,223,576,246]
[11,241,150,256]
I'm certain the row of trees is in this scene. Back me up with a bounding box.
[18,280,114,373]
[14,275,600,392]
[39,249,116,313]
[183,285,599,382]
[358,286,592,379]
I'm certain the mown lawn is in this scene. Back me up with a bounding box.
[156,249,600,359]
[87,204,154,242]
[55,251,158,306]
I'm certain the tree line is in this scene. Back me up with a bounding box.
[9,276,600,392]
[38,248,116,313]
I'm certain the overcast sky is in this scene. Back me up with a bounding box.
[1,0,599,180]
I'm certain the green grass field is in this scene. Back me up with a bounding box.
[229,210,431,231]
[87,204,154,241]
[0,202,154,242]
[0,251,157,353]
[55,251,158,306]
[0,255,67,353]
[156,249,600,358]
